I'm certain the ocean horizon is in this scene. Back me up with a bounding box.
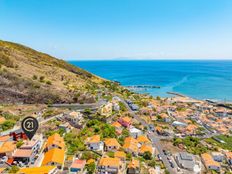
[70,60,232,102]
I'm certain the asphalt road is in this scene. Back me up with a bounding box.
[119,97,177,174]
[51,99,106,109]
[0,113,63,136]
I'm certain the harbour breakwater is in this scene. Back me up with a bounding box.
[125,85,160,89]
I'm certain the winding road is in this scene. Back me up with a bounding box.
[119,97,177,174]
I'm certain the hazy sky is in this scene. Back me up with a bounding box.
[1,0,232,60]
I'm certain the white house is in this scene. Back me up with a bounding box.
[211,152,224,162]
[20,135,42,156]
[98,157,121,174]
[201,153,221,172]
[66,111,84,126]
[98,103,113,117]
[129,127,143,138]
[85,135,102,151]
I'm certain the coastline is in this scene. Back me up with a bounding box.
[71,60,232,102]
[126,85,232,107]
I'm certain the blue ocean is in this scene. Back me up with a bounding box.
[70,60,232,102]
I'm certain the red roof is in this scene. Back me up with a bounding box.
[70,159,86,169]
[7,158,14,165]
[13,149,33,158]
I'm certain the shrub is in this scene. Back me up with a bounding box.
[107,151,114,158]
[8,166,19,173]
[85,162,96,174]
[126,153,132,160]
[0,120,16,131]
[46,80,52,85]
[143,151,152,160]
[32,75,38,80]
[148,159,156,167]
[39,76,45,82]
[0,54,14,68]
[16,140,24,148]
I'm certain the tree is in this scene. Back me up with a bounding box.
[8,166,19,173]
[102,124,116,138]
[81,152,98,160]
[84,108,91,114]
[85,162,96,174]
[126,153,132,160]
[148,159,156,167]
[86,119,100,128]
[16,140,24,148]
[143,151,152,160]
[64,132,86,155]
[107,151,114,158]
[173,138,183,146]
[121,129,129,137]
[0,120,15,131]
[118,102,127,111]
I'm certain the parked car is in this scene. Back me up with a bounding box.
[163,150,168,155]
[148,124,155,132]
[169,161,174,168]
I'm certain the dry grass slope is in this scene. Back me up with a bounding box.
[0,40,105,104]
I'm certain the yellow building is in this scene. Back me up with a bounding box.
[17,166,57,174]
[45,133,65,151]
[42,148,65,169]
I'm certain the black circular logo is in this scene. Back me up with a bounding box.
[21,116,39,140]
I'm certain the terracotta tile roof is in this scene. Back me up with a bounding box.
[70,159,86,169]
[160,113,168,118]
[123,137,138,153]
[201,153,220,168]
[17,166,56,174]
[0,168,6,173]
[139,145,153,154]
[124,137,138,143]
[137,135,150,144]
[0,141,16,154]
[69,111,81,117]
[114,151,126,159]
[214,108,226,113]
[42,148,65,166]
[46,133,65,150]
[0,117,6,124]
[128,159,140,169]
[122,116,132,123]
[217,126,228,134]
[104,138,120,147]
[86,135,100,144]
[112,122,122,128]
[98,157,120,167]
[0,135,11,142]
[186,124,198,131]
[156,126,163,132]
[13,149,33,158]
[225,152,232,159]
